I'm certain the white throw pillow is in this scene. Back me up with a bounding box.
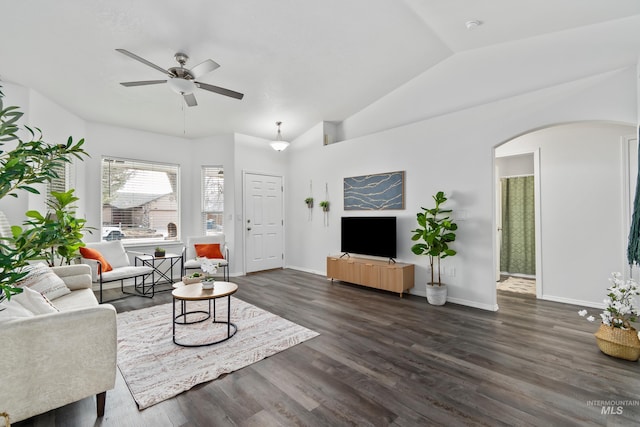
[0,295,35,321]
[96,241,130,268]
[15,263,71,300]
[12,286,59,315]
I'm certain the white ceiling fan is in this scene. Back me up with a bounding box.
[116,49,244,107]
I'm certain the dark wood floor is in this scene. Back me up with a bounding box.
[14,269,640,426]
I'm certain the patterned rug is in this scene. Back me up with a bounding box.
[497,276,536,294]
[116,297,319,409]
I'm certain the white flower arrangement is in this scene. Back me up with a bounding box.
[578,272,639,329]
[200,258,219,276]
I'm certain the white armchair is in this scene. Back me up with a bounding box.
[183,234,229,281]
[80,240,154,303]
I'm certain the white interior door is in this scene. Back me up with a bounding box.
[244,172,284,273]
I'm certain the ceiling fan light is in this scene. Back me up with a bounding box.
[167,77,195,95]
[270,121,290,151]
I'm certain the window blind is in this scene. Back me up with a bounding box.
[102,157,180,243]
[46,163,67,205]
[202,166,224,235]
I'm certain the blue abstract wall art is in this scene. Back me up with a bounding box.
[343,171,405,210]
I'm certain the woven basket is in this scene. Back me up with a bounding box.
[594,323,640,361]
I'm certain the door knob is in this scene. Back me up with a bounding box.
[247,227,252,231]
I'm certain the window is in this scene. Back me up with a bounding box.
[102,157,179,243]
[202,166,224,234]
[46,162,67,205]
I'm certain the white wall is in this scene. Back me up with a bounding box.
[83,121,194,245]
[496,154,534,177]
[0,82,31,222]
[287,66,638,311]
[190,134,235,265]
[336,14,640,142]
[285,123,334,274]
[28,90,87,216]
[288,111,497,309]
[0,84,87,224]
[496,122,635,306]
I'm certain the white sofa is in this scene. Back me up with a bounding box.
[0,264,117,423]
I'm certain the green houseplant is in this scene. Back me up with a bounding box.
[13,189,92,266]
[154,247,166,257]
[319,200,330,212]
[410,191,458,305]
[0,86,89,300]
[305,197,314,208]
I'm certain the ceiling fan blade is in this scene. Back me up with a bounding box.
[183,93,198,107]
[195,82,244,100]
[116,49,170,76]
[120,80,167,87]
[190,59,220,79]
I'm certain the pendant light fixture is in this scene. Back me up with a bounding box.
[270,121,290,151]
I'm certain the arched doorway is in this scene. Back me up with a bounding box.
[494,121,636,304]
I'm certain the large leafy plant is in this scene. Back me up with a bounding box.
[410,191,458,286]
[13,189,92,266]
[0,86,89,300]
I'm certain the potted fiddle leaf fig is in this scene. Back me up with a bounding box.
[410,191,458,305]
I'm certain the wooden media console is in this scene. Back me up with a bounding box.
[326,256,414,297]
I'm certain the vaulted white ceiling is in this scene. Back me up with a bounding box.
[1,0,639,141]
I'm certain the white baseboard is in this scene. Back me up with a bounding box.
[287,266,499,311]
[446,296,499,311]
[286,265,326,276]
[500,272,535,279]
[541,294,605,309]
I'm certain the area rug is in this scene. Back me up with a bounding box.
[116,297,319,409]
[497,276,536,294]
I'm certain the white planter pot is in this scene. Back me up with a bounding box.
[426,283,447,305]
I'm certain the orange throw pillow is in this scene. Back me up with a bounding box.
[194,243,223,259]
[79,247,113,272]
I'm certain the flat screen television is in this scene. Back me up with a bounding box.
[341,216,397,259]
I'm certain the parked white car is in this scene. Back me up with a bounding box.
[102,227,124,241]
